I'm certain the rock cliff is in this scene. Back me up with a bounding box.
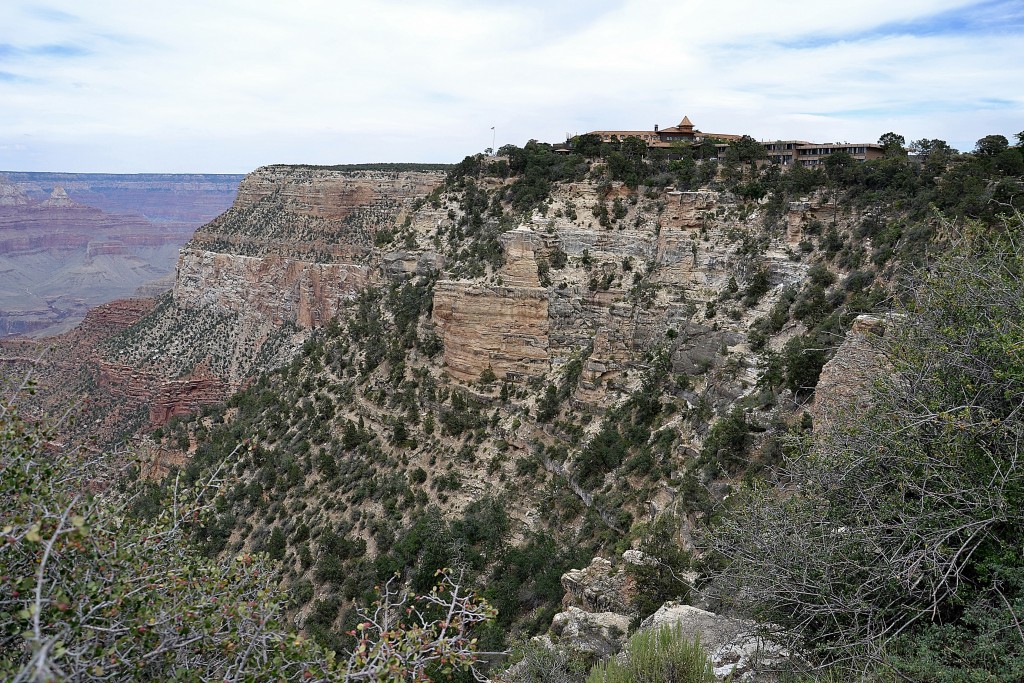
[432,181,809,414]
[812,314,888,427]
[51,167,447,429]
[175,166,444,329]
[432,227,550,382]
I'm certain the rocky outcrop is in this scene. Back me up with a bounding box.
[641,604,790,681]
[432,227,550,382]
[549,607,631,657]
[176,166,444,330]
[560,557,635,616]
[39,186,77,208]
[548,553,787,679]
[149,366,227,425]
[174,251,371,328]
[812,314,887,427]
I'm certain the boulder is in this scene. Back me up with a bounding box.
[549,607,631,658]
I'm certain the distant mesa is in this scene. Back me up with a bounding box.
[38,185,79,209]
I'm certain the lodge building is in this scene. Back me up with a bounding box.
[586,116,885,167]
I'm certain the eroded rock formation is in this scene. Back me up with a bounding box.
[432,227,550,382]
[176,166,444,328]
[560,556,635,616]
[812,314,888,428]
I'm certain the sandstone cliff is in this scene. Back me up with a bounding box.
[175,166,444,329]
[430,181,810,416]
[432,227,550,382]
[67,167,448,427]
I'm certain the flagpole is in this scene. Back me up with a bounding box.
[491,127,496,155]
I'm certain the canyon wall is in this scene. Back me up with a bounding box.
[1,171,244,225]
[432,182,812,412]
[433,227,550,382]
[13,163,835,440]
[83,167,447,420]
[174,166,445,327]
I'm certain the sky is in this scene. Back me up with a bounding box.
[0,0,1021,173]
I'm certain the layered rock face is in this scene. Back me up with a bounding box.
[432,182,811,411]
[83,167,446,421]
[174,252,371,328]
[175,166,444,328]
[432,227,550,382]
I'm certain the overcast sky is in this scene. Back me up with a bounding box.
[1,0,1021,173]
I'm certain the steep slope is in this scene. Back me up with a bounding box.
[107,154,877,657]
[0,166,449,449]
[107,166,447,388]
[15,138,1018,677]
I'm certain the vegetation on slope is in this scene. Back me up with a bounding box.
[708,210,1024,680]
[4,129,1022,681]
[0,384,497,681]
[147,131,1021,678]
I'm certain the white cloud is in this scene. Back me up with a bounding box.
[0,0,1020,171]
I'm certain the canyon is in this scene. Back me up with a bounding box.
[6,142,1012,683]
[0,172,242,336]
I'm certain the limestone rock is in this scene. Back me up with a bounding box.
[174,250,371,328]
[498,227,543,287]
[382,250,444,279]
[812,314,887,428]
[622,549,658,567]
[641,603,790,681]
[550,607,631,657]
[560,557,634,616]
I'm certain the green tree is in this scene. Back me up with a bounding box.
[975,134,1009,156]
[572,133,604,158]
[878,131,906,156]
